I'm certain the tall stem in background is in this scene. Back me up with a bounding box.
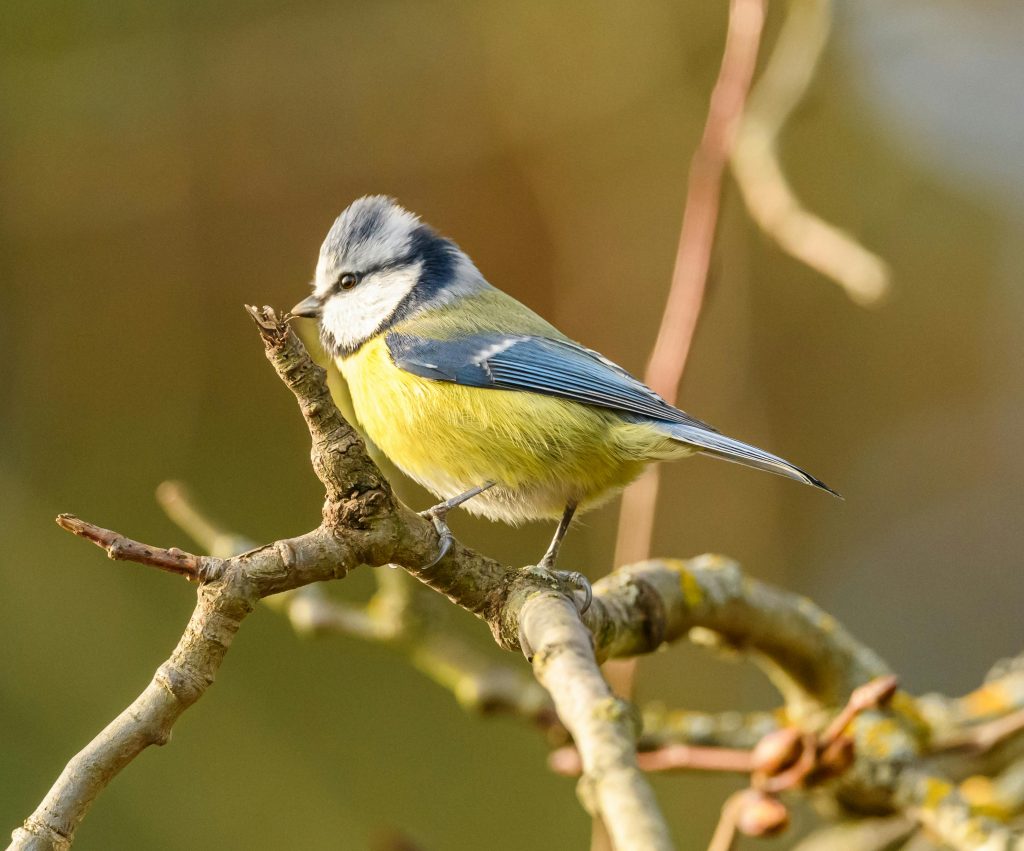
[613,0,768,573]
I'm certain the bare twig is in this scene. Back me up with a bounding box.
[550,743,754,777]
[819,675,900,747]
[930,707,1024,755]
[613,0,768,569]
[55,514,217,581]
[155,480,255,557]
[706,791,754,851]
[730,0,890,305]
[640,706,780,750]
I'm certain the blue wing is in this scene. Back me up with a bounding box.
[385,331,716,431]
[385,331,839,496]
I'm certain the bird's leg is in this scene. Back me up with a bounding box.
[515,503,593,661]
[541,503,591,612]
[418,482,496,567]
[538,502,577,572]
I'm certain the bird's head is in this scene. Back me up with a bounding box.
[292,196,482,357]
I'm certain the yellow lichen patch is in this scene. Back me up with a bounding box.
[959,776,1011,819]
[962,683,1012,720]
[921,776,955,810]
[678,569,704,610]
[592,697,642,737]
[888,692,932,743]
[859,718,904,759]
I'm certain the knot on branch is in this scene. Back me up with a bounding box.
[325,485,393,530]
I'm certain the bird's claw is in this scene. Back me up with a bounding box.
[518,566,593,662]
[557,570,593,615]
[419,506,454,568]
[537,558,593,615]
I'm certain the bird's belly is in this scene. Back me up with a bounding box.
[337,338,658,523]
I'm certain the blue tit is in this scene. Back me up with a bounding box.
[291,196,837,586]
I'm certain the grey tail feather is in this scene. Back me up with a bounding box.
[661,423,842,499]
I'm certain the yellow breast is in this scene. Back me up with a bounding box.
[336,334,687,522]
[334,286,693,522]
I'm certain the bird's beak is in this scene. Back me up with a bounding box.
[290,294,322,319]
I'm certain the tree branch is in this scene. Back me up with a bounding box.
[897,769,1024,851]
[55,514,218,582]
[14,307,1021,851]
[730,0,891,306]
[639,706,780,750]
[12,309,669,849]
[521,594,672,851]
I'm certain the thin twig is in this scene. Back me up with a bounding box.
[819,675,900,747]
[730,0,890,306]
[550,743,754,777]
[156,481,255,557]
[613,0,768,569]
[930,707,1024,755]
[706,791,747,851]
[640,706,780,750]
[55,514,217,582]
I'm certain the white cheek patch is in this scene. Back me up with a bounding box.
[320,262,423,352]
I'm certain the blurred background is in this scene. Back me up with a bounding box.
[2,1,1023,848]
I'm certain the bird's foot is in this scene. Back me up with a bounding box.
[549,567,593,616]
[418,503,455,568]
[418,482,496,567]
[537,550,593,616]
[517,564,593,662]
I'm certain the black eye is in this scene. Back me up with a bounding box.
[338,272,359,290]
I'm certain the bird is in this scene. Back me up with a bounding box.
[291,196,838,609]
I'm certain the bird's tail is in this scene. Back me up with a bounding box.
[660,422,841,498]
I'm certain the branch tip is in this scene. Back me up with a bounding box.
[56,513,214,582]
[244,304,291,345]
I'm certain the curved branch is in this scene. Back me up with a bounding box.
[12,308,960,851]
[730,0,891,306]
[590,556,891,711]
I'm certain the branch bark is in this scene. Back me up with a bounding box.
[11,308,671,850]
[13,307,1023,851]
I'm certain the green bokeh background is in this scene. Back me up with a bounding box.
[2,2,1023,848]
